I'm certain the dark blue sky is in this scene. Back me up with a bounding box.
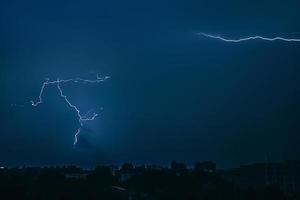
[0,0,300,168]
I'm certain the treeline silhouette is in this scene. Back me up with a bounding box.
[0,161,296,200]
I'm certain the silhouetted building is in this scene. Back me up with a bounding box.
[64,173,88,179]
[170,161,188,177]
[221,160,300,195]
[194,161,216,173]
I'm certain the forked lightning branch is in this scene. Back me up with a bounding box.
[29,75,109,147]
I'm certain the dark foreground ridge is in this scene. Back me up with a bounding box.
[0,160,299,200]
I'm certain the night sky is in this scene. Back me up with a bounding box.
[0,0,300,168]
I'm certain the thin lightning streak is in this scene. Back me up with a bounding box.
[57,78,94,126]
[29,75,109,147]
[198,33,300,42]
[30,75,109,107]
[74,128,81,146]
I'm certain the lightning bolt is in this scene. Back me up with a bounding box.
[198,32,300,42]
[29,75,110,147]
